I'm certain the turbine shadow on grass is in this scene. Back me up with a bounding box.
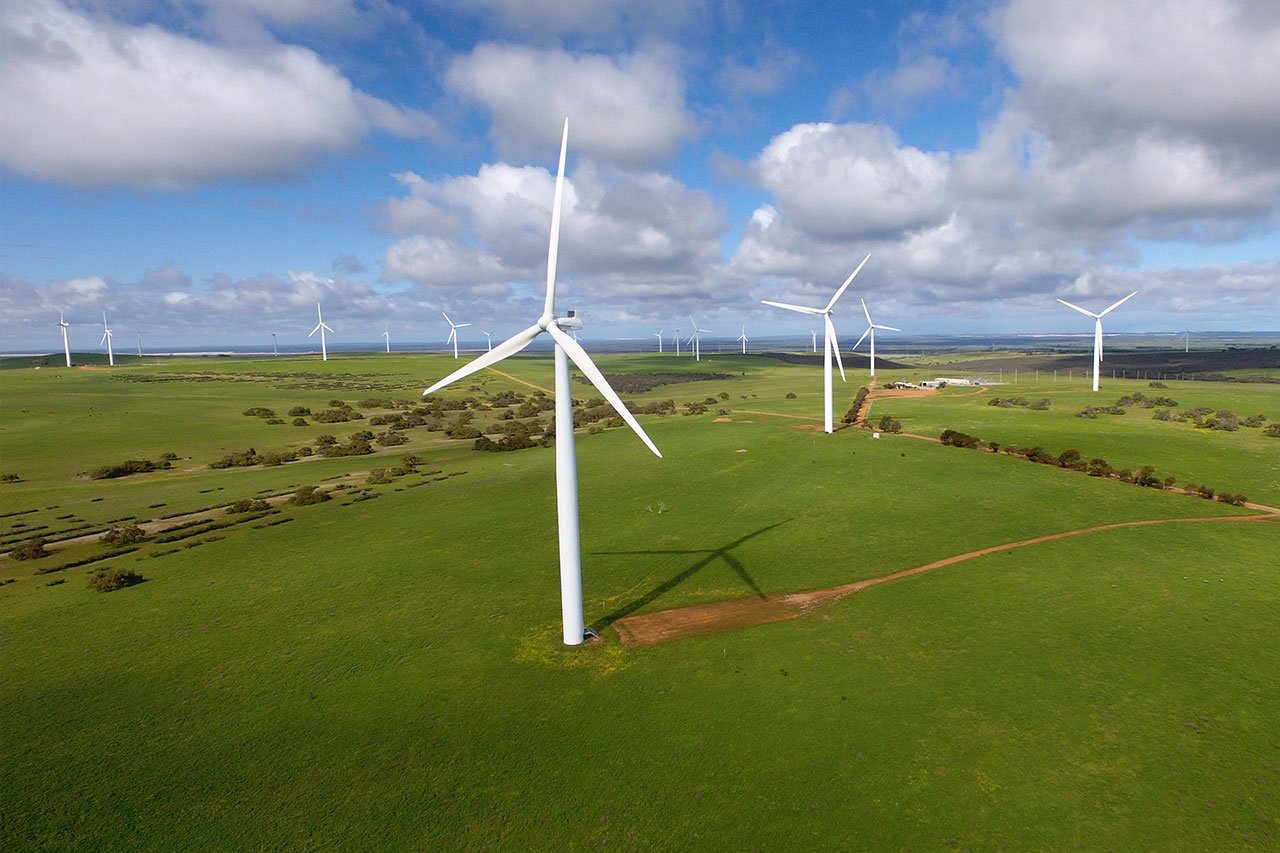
[589,519,791,631]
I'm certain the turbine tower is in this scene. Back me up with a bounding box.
[100,312,115,366]
[443,313,470,359]
[762,254,870,433]
[58,313,71,367]
[382,323,391,354]
[422,119,662,647]
[852,298,900,379]
[737,325,748,354]
[654,330,664,353]
[309,302,334,361]
[1055,291,1138,392]
[136,330,143,358]
[271,332,279,357]
[673,326,680,356]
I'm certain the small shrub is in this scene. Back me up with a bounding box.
[366,468,391,485]
[876,414,902,433]
[1086,458,1112,477]
[10,537,48,560]
[1265,424,1280,437]
[287,485,331,506]
[287,406,312,417]
[1241,414,1268,428]
[1,473,20,482]
[1025,447,1056,465]
[785,392,797,399]
[1057,449,1082,469]
[266,418,285,425]
[1134,466,1161,487]
[1027,398,1051,410]
[100,524,146,545]
[243,407,276,418]
[227,499,270,514]
[292,417,308,426]
[87,567,144,592]
[940,429,981,449]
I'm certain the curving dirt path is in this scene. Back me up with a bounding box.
[613,506,1280,647]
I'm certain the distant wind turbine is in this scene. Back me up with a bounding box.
[654,330,664,353]
[1180,324,1191,353]
[674,326,681,356]
[687,315,711,361]
[271,332,279,357]
[309,302,334,361]
[443,312,470,359]
[737,325,748,354]
[810,329,818,353]
[100,312,115,366]
[59,313,71,367]
[852,298,900,379]
[483,330,493,352]
[382,323,391,354]
[762,254,870,433]
[1055,291,1138,392]
[135,330,142,358]
[421,119,661,647]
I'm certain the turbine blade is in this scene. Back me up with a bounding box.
[852,326,870,351]
[1098,290,1138,317]
[1056,298,1099,319]
[442,312,453,325]
[424,324,543,396]
[826,253,871,312]
[322,323,334,333]
[547,324,661,458]
[308,324,321,337]
[456,323,471,328]
[761,300,824,316]
[825,315,846,382]
[446,328,456,344]
[543,118,569,318]
[860,297,873,325]
[875,324,901,332]
[1096,320,1104,363]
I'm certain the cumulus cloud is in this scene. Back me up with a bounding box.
[446,43,697,167]
[0,0,437,189]
[753,122,951,240]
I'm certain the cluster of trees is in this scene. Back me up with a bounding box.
[1183,483,1248,505]
[987,396,1051,410]
[842,387,871,424]
[1151,407,1270,432]
[940,429,982,448]
[227,498,271,514]
[1115,392,1178,408]
[90,453,177,480]
[211,446,314,468]
[100,524,145,545]
[877,414,902,433]
[287,485,330,506]
[87,567,144,592]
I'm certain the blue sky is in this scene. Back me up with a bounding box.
[2,0,1278,350]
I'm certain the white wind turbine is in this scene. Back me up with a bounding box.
[483,330,493,352]
[687,315,711,361]
[762,254,870,433]
[382,323,391,353]
[654,330,664,353]
[443,312,470,359]
[852,298,900,379]
[309,302,334,361]
[271,332,279,356]
[135,330,143,358]
[673,326,681,356]
[422,119,662,646]
[100,312,115,366]
[1055,291,1138,392]
[737,325,748,354]
[1180,324,1191,353]
[810,329,818,353]
[58,313,71,367]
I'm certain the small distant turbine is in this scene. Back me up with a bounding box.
[687,315,711,362]
[810,330,818,353]
[483,330,493,352]
[443,312,470,359]
[382,323,391,354]
[852,298,900,379]
[309,302,334,361]
[674,326,681,356]
[737,325,748,354]
[58,313,71,367]
[762,254,870,433]
[135,330,143,358]
[1055,291,1138,392]
[1181,324,1191,353]
[271,332,279,357]
[654,330,664,353]
[100,312,115,366]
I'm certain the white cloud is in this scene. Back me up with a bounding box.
[753,122,952,239]
[446,43,697,167]
[0,0,437,189]
[436,0,708,40]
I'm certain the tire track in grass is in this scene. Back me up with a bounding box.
[613,505,1280,647]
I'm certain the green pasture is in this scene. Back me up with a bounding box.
[864,374,1280,506]
[2,354,1277,848]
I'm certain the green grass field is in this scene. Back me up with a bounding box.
[2,354,1277,848]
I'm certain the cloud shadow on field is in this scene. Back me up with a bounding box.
[589,519,791,631]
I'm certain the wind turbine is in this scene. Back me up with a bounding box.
[422,119,662,647]
[654,330,664,353]
[674,326,680,356]
[382,323,391,354]
[1180,324,1191,353]
[309,302,334,361]
[100,312,115,366]
[58,313,71,367]
[762,254,870,433]
[443,312,470,359]
[271,332,279,357]
[1055,291,1138,392]
[810,330,818,353]
[135,330,142,358]
[737,325,748,354]
[852,298,900,379]
[687,315,711,362]
[483,330,493,352]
